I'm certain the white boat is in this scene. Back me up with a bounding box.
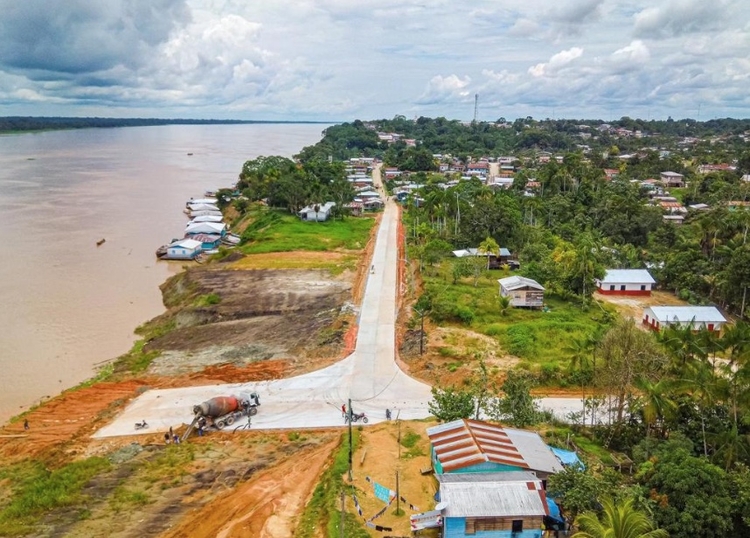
[189,215,224,223]
[189,210,223,218]
[186,203,220,212]
[186,198,217,207]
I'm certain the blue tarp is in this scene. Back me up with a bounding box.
[551,447,585,469]
[547,497,563,522]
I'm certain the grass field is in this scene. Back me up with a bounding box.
[239,210,375,254]
[421,265,615,373]
[230,251,360,275]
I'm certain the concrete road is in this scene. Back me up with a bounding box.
[94,181,581,438]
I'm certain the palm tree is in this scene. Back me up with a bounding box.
[573,498,668,538]
[565,335,594,425]
[634,377,677,438]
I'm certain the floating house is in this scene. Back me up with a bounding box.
[642,306,727,332]
[298,202,336,222]
[189,215,224,223]
[187,202,220,213]
[165,239,202,260]
[498,276,544,308]
[187,233,222,251]
[186,198,217,208]
[185,222,226,236]
[596,269,656,296]
[437,473,549,538]
[426,419,563,480]
[189,209,223,218]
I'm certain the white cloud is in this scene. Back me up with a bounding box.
[417,74,472,105]
[529,47,584,77]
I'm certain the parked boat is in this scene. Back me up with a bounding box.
[189,210,223,218]
[189,215,223,223]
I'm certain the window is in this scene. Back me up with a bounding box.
[512,520,524,533]
[641,284,646,291]
[609,285,615,291]
[620,285,626,291]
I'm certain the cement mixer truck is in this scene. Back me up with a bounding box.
[183,392,260,440]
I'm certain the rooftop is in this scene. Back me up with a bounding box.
[498,276,544,291]
[646,306,726,323]
[600,269,656,285]
[437,473,548,518]
[426,419,562,475]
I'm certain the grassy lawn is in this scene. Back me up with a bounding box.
[230,251,359,275]
[421,265,615,372]
[239,210,375,254]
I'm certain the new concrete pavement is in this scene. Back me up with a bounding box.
[94,181,583,439]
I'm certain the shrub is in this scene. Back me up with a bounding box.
[506,325,534,355]
[455,305,475,325]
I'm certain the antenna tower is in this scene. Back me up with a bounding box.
[473,94,479,123]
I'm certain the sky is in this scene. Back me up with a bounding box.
[0,0,748,122]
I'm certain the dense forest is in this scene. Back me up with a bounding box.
[0,116,327,133]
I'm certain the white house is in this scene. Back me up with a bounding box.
[498,276,544,308]
[597,269,656,296]
[660,171,685,187]
[298,201,336,222]
[165,239,202,260]
[642,306,727,332]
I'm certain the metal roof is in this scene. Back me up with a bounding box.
[645,306,726,323]
[600,269,655,284]
[498,276,545,291]
[427,419,563,475]
[437,473,548,518]
[170,239,202,250]
[185,222,226,234]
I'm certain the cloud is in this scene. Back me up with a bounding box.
[528,47,584,77]
[550,0,604,24]
[633,0,733,39]
[0,0,191,75]
[417,74,472,105]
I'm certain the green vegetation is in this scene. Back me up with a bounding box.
[421,267,612,371]
[400,430,421,449]
[143,444,196,486]
[0,458,111,535]
[239,209,374,254]
[112,339,161,374]
[294,433,369,538]
[194,293,221,307]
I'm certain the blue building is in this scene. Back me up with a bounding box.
[165,239,202,260]
[426,419,563,480]
[438,472,549,538]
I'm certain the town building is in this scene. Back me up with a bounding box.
[165,239,202,260]
[659,171,685,187]
[642,306,727,332]
[298,202,336,222]
[597,269,656,296]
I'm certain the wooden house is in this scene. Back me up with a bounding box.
[437,473,549,538]
[498,276,544,308]
[660,171,685,187]
[597,269,656,296]
[298,202,336,222]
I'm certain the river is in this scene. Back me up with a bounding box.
[0,123,329,424]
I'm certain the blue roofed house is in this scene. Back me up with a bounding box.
[165,238,202,260]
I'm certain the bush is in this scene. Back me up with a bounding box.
[506,325,534,355]
[455,305,475,325]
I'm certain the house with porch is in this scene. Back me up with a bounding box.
[426,419,563,481]
[660,171,685,187]
[642,306,727,332]
[597,269,656,296]
[437,473,549,538]
[498,276,544,308]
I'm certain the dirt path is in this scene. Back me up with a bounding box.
[161,439,337,538]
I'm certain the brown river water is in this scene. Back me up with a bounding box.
[0,123,328,424]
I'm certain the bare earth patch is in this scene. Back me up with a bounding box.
[594,290,689,326]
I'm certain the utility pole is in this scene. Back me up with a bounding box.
[473,94,479,123]
[395,470,401,515]
[348,398,353,481]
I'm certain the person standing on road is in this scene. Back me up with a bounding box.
[341,403,347,415]
[164,432,171,444]
[23,419,29,430]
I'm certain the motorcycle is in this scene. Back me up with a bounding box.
[134,420,149,430]
[344,412,368,424]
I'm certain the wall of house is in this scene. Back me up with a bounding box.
[597,282,652,296]
[444,516,543,538]
[166,247,197,259]
[448,461,525,474]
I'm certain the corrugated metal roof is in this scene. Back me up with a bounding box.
[645,306,726,323]
[438,471,539,483]
[600,269,655,285]
[498,276,544,291]
[185,222,226,234]
[437,473,548,518]
[427,420,562,475]
[170,239,202,250]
